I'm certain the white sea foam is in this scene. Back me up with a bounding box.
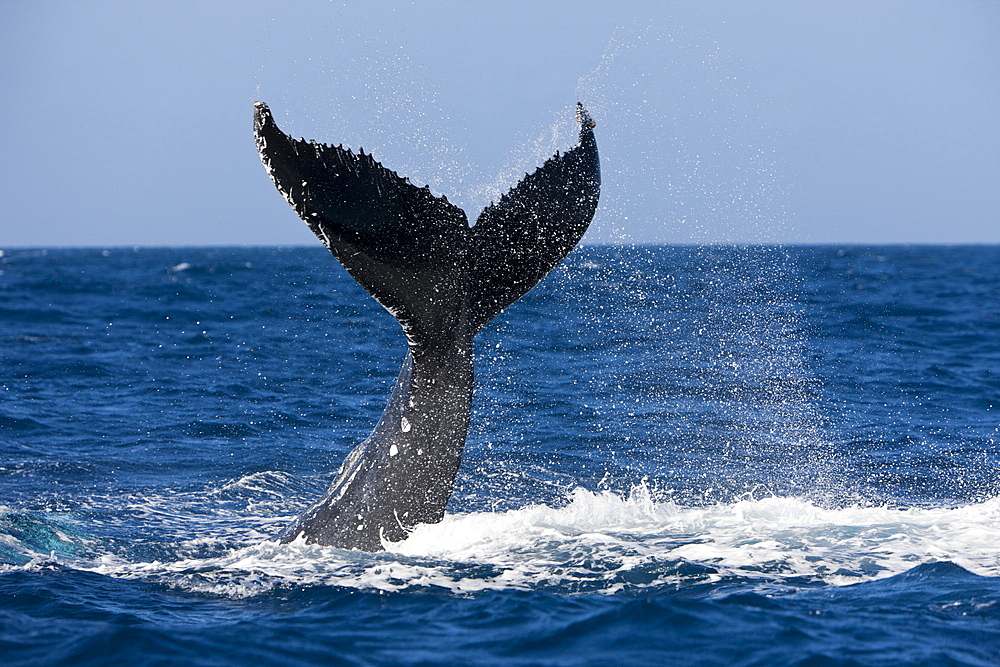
[67,486,1000,598]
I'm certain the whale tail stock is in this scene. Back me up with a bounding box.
[254,102,600,550]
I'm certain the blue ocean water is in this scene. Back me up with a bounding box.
[1,244,999,665]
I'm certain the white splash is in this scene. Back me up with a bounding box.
[59,486,1000,598]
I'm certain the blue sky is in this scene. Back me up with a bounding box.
[3,0,998,246]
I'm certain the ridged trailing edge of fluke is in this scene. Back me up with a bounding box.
[254,100,600,551]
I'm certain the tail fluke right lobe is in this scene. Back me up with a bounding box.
[468,106,600,332]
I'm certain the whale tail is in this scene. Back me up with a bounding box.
[254,102,600,348]
[254,102,599,549]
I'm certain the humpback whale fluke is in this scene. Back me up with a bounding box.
[254,101,600,551]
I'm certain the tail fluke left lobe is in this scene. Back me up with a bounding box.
[254,102,472,353]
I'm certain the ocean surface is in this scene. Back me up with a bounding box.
[1,244,999,665]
